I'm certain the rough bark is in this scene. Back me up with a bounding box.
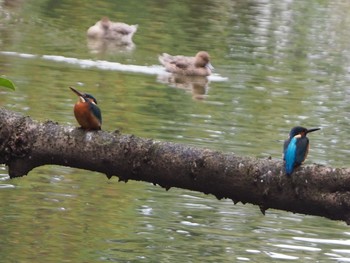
[1,107,350,224]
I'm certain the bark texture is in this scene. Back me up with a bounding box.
[1,108,350,224]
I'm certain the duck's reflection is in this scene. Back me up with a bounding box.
[87,38,135,54]
[157,74,210,100]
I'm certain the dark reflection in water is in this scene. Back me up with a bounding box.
[157,74,210,100]
[1,0,350,262]
[87,37,136,54]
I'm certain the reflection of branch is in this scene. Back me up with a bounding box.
[157,74,210,100]
[1,107,350,224]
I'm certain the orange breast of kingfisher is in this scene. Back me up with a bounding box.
[74,102,101,130]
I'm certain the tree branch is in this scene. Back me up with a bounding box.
[1,107,350,224]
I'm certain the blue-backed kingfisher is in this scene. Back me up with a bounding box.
[70,87,102,130]
[283,126,320,176]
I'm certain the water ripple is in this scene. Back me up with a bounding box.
[0,174,10,181]
[274,244,321,252]
[293,237,350,246]
[265,252,299,260]
[0,184,15,189]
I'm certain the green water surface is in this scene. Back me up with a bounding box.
[1,0,350,262]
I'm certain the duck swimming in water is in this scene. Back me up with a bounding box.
[158,51,214,76]
[87,17,138,45]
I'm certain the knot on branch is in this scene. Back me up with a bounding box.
[0,119,11,162]
[9,116,35,158]
[189,157,205,179]
[0,112,36,164]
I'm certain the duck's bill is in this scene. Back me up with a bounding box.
[206,62,214,71]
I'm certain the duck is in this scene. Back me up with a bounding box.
[158,51,214,76]
[87,17,138,45]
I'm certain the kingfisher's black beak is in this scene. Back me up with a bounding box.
[306,128,320,134]
[70,87,84,97]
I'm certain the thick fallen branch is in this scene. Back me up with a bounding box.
[1,107,350,224]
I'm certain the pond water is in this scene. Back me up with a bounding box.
[1,0,350,262]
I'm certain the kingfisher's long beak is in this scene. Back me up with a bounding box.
[306,128,320,134]
[70,87,86,102]
[70,87,84,97]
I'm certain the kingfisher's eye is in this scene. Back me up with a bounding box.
[88,98,97,104]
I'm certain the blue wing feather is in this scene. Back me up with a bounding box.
[284,137,297,175]
[89,102,102,124]
[284,136,309,176]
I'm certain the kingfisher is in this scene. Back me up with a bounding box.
[70,87,102,130]
[283,126,320,176]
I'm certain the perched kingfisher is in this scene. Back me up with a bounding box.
[70,87,102,130]
[283,126,320,176]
